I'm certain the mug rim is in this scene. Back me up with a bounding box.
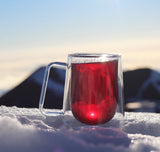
[68,53,121,58]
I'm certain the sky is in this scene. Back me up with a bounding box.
[0,0,160,91]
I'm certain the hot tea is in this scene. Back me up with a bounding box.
[71,60,118,125]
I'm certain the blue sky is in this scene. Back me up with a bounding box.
[0,0,160,52]
[0,0,160,90]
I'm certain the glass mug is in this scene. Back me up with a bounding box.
[39,53,124,126]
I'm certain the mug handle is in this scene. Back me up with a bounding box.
[39,62,66,116]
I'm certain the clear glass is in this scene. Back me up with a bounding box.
[39,53,124,127]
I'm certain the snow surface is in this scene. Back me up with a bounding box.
[0,106,160,152]
[136,70,160,98]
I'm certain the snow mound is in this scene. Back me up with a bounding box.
[0,106,160,152]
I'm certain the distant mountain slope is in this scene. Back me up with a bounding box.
[0,63,65,109]
[124,68,160,112]
[124,68,160,101]
[0,65,160,112]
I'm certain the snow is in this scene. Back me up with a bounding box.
[0,106,160,152]
[136,70,160,98]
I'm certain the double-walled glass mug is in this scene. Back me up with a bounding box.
[39,53,124,126]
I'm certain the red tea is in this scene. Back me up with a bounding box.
[70,60,118,125]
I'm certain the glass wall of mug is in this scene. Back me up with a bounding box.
[39,53,124,129]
